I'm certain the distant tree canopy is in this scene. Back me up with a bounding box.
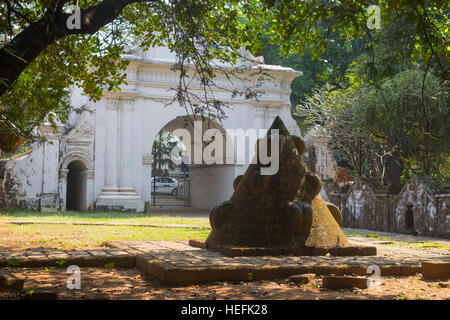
[261,29,367,107]
[303,70,449,185]
[255,1,448,186]
[152,130,182,173]
[260,1,448,106]
[0,0,447,143]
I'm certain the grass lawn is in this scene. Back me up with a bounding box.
[0,208,211,251]
[0,208,210,227]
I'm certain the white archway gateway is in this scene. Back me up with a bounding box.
[1,46,302,212]
[152,116,237,209]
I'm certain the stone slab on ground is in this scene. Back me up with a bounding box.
[322,275,368,290]
[0,270,25,292]
[288,273,315,284]
[421,261,450,280]
[0,248,136,268]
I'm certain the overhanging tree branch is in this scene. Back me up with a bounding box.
[0,0,152,97]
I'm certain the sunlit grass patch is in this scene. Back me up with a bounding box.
[0,208,210,228]
[1,223,210,250]
[344,232,380,239]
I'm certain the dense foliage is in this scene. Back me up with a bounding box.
[303,70,449,185]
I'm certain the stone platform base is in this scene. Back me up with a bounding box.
[189,240,377,257]
[107,240,448,286]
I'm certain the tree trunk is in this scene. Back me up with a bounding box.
[385,153,402,194]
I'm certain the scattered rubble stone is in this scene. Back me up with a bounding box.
[0,269,24,292]
[288,274,315,284]
[322,275,368,290]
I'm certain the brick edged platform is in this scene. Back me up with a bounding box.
[109,240,448,285]
[0,249,135,268]
[1,241,448,286]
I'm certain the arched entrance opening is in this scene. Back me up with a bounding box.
[405,204,415,234]
[150,116,236,209]
[66,160,87,211]
[151,130,189,206]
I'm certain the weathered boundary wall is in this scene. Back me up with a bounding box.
[329,192,396,232]
[304,141,449,238]
[328,178,450,239]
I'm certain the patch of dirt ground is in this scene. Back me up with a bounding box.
[0,267,448,300]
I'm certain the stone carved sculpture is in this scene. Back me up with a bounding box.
[194,117,375,257]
